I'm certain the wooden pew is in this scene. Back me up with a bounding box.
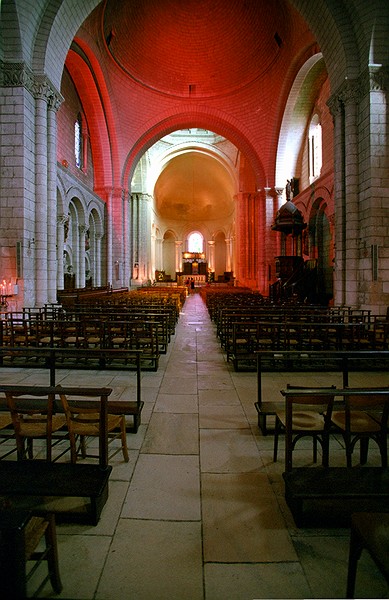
[0,385,115,524]
[254,350,389,435]
[0,348,144,433]
[279,387,389,527]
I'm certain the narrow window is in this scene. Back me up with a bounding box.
[74,113,83,169]
[308,114,322,182]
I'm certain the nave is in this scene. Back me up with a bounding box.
[0,292,388,599]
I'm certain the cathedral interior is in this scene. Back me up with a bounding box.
[0,0,388,313]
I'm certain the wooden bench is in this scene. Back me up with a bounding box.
[283,467,389,527]
[254,350,389,435]
[0,385,116,524]
[0,348,144,432]
[0,461,112,525]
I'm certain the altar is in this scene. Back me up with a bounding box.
[178,274,206,285]
[182,251,207,276]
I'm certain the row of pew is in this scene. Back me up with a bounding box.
[0,287,188,372]
[200,288,388,371]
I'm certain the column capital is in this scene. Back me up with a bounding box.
[0,63,64,109]
[368,64,389,92]
[57,214,69,226]
[327,77,360,115]
[274,187,284,198]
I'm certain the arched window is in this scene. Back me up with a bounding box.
[308,114,322,182]
[74,113,83,169]
[188,232,203,253]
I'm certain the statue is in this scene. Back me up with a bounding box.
[286,179,292,201]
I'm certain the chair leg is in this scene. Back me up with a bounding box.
[359,438,369,465]
[273,417,281,462]
[322,433,330,468]
[27,438,34,459]
[312,437,318,463]
[120,417,129,462]
[346,522,363,598]
[44,513,62,594]
[80,435,87,458]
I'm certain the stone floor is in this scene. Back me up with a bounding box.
[1,292,389,599]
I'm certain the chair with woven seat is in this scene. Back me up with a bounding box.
[0,509,62,599]
[274,386,336,472]
[59,391,129,463]
[331,391,389,467]
[5,390,67,461]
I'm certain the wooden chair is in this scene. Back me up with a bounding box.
[274,387,336,471]
[346,512,389,598]
[331,391,389,467]
[0,509,62,599]
[59,391,129,463]
[5,390,67,461]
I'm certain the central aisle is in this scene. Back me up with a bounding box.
[96,292,308,599]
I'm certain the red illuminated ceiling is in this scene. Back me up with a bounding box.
[103,0,291,98]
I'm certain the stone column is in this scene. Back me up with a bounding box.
[78,225,87,288]
[328,79,360,307]
[33,75,63,307]
[34,85,49,306]
[130,193,152,283]
[274,187,284,257]
[56,214,67,290]
[47,90,62,304]
[225,238,232,272]
[95,234,103,287]
[175,241,183,273]
[342,80,360,307]
[207,240,215,271]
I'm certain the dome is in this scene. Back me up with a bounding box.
[103,0,290,98]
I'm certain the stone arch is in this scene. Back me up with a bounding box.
[123,110,265,191]
[65,194,87,288]
[276,53,327,189]
[0,0,23,62]
[64,46,115,190]
[306,193,334,304]
[213,230,227,280]
[162,230,177,280]
[147,141,239,198]
[35,0,101,89]
[86,207,103,286]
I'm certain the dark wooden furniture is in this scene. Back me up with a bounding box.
[274,388,335,471]
[0,348,144,433]
[280,387,389,526]
[346,512,389,598]
[0,510,62,599]
[0,460,112,525]
[254,350,389,435]
[0,385,115,524]
[283,467,389,527]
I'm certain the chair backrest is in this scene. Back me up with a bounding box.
[345,392,389,430]
[58,387,111,467]
[285,384,336,412]
[282,386,336,426]
[5,389,57,460]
